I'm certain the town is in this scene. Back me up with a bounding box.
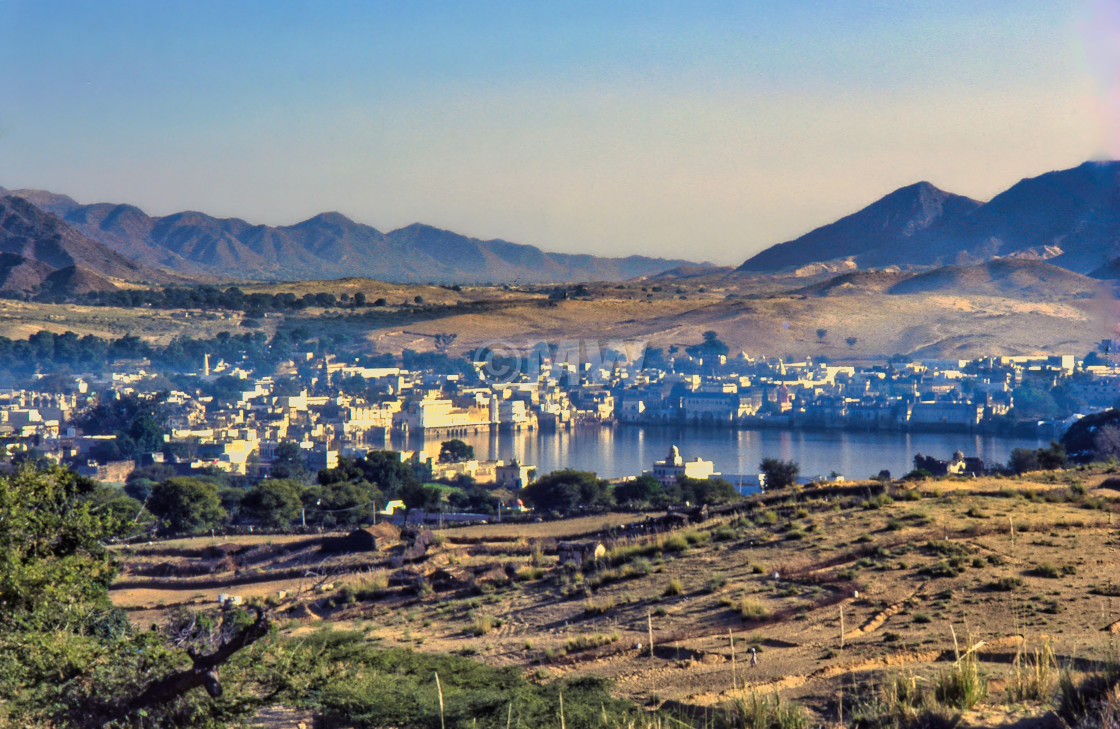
[2,330,1115,488]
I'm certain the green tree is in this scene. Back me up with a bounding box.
[439,439,474,463]
[0,468,272,727]
[400,481,444,511]
[147,478,227,536]
[240,479,305,529]
[1009,448,1039,474]
[305,480,381,528]
[1011,382,1062,421]
[521,469,612,514]
[613,474,663,505]
[0,465,130,629]
[670,476,738,505]
[270,441,306,481]
[759,458,799,490]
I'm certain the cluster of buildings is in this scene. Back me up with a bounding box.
[0,346,1115,484]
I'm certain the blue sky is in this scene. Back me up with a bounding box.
[0,1,1113,264]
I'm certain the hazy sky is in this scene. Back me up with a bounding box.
[0,1,1115,265]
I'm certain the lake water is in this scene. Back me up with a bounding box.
[389,425,1045,483]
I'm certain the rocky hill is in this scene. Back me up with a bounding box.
[739,160,1120,276]
[0,195,171,294]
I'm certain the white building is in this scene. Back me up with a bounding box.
[651,445,716,487]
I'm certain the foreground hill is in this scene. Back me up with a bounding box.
[740,160,1120,276]
[0,195,172,294]
[109,472,1120,726]
[1,187,699,284]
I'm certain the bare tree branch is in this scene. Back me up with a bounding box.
[122,607,271,715]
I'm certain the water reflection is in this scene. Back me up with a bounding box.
[389,425,1044,481]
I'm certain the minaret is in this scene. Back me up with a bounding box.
[204,353,210,377]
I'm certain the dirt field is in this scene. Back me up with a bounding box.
[2,272,1102,359]
[113,469,1120,725]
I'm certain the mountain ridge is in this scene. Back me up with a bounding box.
[5,189,701,284]
[738,160,1120,276]
[0,195,175,293]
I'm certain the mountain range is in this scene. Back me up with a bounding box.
[739,160,1120,276]
[0,195,175,294]
[0,187,698,287]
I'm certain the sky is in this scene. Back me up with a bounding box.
[0,1,1116,265]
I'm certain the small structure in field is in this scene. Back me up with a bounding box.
[343,522,402,552]
[558,540,606,567]
[320,522,401,553]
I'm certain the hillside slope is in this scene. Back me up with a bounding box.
[0,196,172,293]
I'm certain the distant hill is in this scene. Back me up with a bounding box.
[6,189,701,284]
[794,259,1099,301]
[884,259,1100,299]
[0,196,172,294]
[740,181,982,272]
[739,161,1120,276]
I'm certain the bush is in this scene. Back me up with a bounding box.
[935,652,987,710]
[759,458,799,490]
[727,692,808,729]
[990,577,1022,592]
[722,596,769,621]
[1009,640,1057,704]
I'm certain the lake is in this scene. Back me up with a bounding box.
[389,425,1045,482]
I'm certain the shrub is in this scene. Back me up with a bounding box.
[722,596,769,621]
[727,691,808,729]
[935,652,987,710]
[664,578,684,596]
[1009,641,1057,704]
[467,614,494,636]
[990,577,1022,592]
[565,632,619,653]
[1031,563,1062,579]
[582,597,614,616]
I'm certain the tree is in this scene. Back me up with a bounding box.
[305,480,382,528]
[1036,441,1068,470]
[1009,447,1040,474]
[147,478,227,536]
[816,328,828,342]
[1094,424,1120,461]
[669,476,738,505]
[439,439,474,464]
[0,464,272,726]
[400,481,444,511]
[1062,409,1120,461]
[0,465,130,628]
[1011,382,1062,421]
[270,441,306,481]
[353,291,366,307]
[521,469,612,514]
[759,458,799,490]
[845,336,858,348]
[686,330,729,359]
[613,474,663,505]
[1009,442,1067,473]
[240,479,305,529]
